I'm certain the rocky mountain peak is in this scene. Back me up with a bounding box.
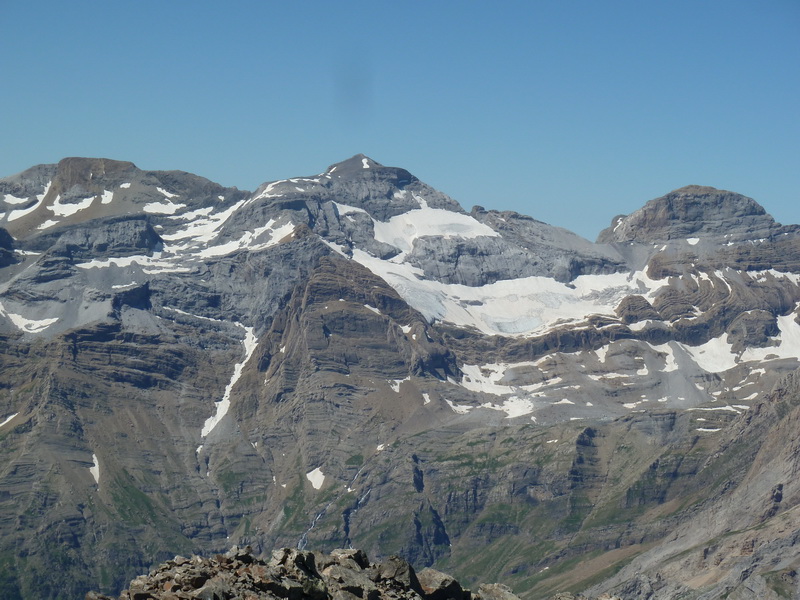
[597,185,785,244]
[323,154,417,188]
[54,157,139,189]
[2,156,800,600]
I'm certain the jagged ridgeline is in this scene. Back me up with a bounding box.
[1,155,799,600]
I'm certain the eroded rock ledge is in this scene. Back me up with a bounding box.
[85,546,528,600]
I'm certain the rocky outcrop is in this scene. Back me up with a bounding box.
[86,546,520,600]
[0,226,15,267]
[470,207,626,282]
[597,185,796,244]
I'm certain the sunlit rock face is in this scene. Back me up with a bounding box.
[1,156,799,600]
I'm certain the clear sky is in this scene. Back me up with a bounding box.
[2,1,798,240]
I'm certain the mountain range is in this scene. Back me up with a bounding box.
[1,155,799,599]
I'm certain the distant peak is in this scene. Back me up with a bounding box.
[325,154,384,174]
[597,185,777,244]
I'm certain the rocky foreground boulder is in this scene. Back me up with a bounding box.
[85,546,623,600]
[85,546,528,600]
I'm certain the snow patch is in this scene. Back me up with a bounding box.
[48,194,95,217]
[372,206,498,255]
[100,190,114,204]
[144,200,186,215]
[650,343,679,372]
[37,219,60,230]
[595,345,609,363]
[422,393,431,405]
[306,467,325,490]
[390,377,409,392]
[2,193,31,205]
[481,396,535,418]
[157,187,178,199]
[0,301,59,333]
[120,182,131,189]
[333,202,367,216]
[89,453,100,485]
[0,413,18,428]
[75,254,191,274]
[445,399,472,414]
[687,406,741,414]
[364,304,381,315]
[687,238,700,245]
[7,181,50,221]
[362,158,370,169]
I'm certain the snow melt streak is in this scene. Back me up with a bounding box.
[89,453,100,484]
[201,326,259,437]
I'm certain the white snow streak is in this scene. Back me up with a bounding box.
[48,194,94,217]
[89,453,100,485]
[0,301,58,333]
[37,219,60,230]
[0,413,18,428]
[144,200,186,214]
[157,187,178,199]
[201,326,259,438]
[7,181,50,221]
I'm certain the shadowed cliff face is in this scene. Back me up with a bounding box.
[0,156,799,600]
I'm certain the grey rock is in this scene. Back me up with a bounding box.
[597,185,796,244]
[417,568,466,600]
[615,294,661,324]
[0,227,15,267]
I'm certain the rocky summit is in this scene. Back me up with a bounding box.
[1,155,800,600]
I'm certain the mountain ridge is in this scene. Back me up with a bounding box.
[0,155,799,599]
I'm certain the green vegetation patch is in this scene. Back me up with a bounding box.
[346,454,364,466]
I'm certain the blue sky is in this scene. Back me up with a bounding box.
[1,1,798,240]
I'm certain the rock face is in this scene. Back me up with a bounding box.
[597,185,796,244]
[86,546,490,600]
[1,156,800,600]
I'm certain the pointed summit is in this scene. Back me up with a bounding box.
[324,154,407,180]
[597,185,784,244]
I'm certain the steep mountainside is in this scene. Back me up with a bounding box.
[0,155,798,600]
